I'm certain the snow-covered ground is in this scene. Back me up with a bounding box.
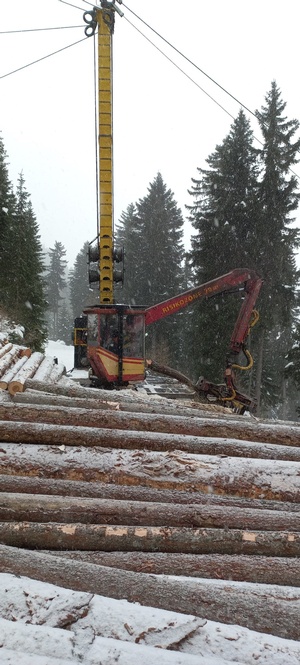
[45,340,75,374]
[45,340,88,380]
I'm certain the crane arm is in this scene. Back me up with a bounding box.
[145,269,263,413]
[145,268,262,332]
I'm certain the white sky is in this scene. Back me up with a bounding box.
[1,0,300,266]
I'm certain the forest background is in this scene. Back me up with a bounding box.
[1,80,300,418]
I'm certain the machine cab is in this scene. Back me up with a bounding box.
[83,304,146,385]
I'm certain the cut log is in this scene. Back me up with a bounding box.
[0,623,247,665]
[48,550,300,587]
[0,544,299,639]
[33,356,57,382]
[0,521,299,556]
[18,346,32,358]
[47,361,66,383]
[0,355,28,391]
[0,620,209,665]
[8,394,300,446]
[0,493,299,531]
[23,379,239,417]
[0,442,299,502]
[147,359,197,391]
[0,347,21,378]
[0,343,13,359]
[8,352,44,395]
[24,378,160,402]
[0,574,205,652]
[0,473,298,511]
[0,416,300,462]
[14,388,233,418]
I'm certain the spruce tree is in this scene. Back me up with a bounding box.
[46,241,68,339]
[69,241,94,318]
[254,81,300,410]
[115,203,140,305]
[57,303,73,345]
[0,135,16,308]
[188,110,260,383]
[116,173,185,364]
[4,173,47,350]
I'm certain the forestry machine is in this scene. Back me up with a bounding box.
[73,1,263,413]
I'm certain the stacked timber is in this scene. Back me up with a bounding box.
[0,378,299,658]
[0,339,66,394]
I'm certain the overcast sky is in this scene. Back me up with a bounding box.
[1,0,300,266]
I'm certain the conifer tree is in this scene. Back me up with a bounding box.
[253,81,300,410]
[46,241,68,339]
[69,241,94,318]
[117,173,185,364]
[115,203,140,304]
[4,173,47,350]
[188,110,260,383]
[57,303,73,345]
[0,135,16,307]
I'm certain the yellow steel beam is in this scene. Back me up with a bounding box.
[97,8,114,303]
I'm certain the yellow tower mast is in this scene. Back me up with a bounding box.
[84,1,123,304]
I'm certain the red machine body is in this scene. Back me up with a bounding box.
[77,268,262,411]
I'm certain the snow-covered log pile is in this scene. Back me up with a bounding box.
[0,339,66,394]
[0,378,299,662]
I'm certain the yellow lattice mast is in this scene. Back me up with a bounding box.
[84,1,123,304]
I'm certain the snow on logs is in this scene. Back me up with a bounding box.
[0,340,66,394]
[0,375,300,647]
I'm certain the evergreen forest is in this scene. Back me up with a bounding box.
[1,80,300,417]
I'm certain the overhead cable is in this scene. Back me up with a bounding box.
[122,2,257,122]
[0,36,88,79]
[0,25,83,34]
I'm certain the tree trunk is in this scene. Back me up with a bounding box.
[1,409,300,462]
[8,352,44,395]
[0,473,298,511]
[0,493,298,531]
[0,521,299,556]
[0,442,299,502]
[2,400,300,446]
[48,361,66,383]
[0,544,298,639]
[254,327,265,416]
[147,359,197,392]
[0,347,21,377]
[0,355,28,390]
[14,390,122,411]
[33,357,57,382]
[48,550,300,587]
[0,343,13,359]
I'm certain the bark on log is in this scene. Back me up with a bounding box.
[0,521,299,556]
[33,357,57,382]
[48,550,300,587]
[0,400,300,447]
[0,355,28,390]
[0,347,21,377]
[0,492,299,531]
[47,361,66,383]
[8,352,44,395]
[0,544,299,639]
[147,359,197,391]
[0,442,299,502]
[0,343,13,359]
[2,408,300,462]
[0,473,298,511]
[23,379,239,418]
[14,388,233,418]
